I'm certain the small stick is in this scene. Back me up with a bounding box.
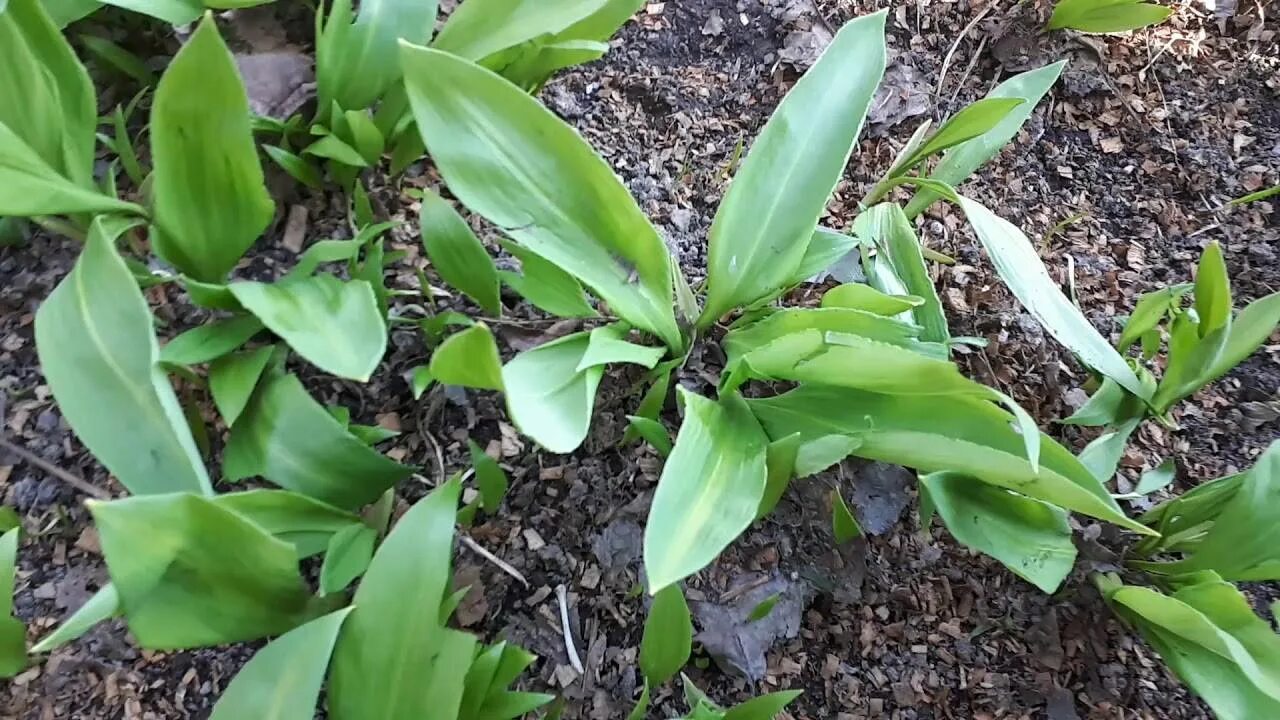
[556,584,585,674]
[458,533,529,588]
[0,438,110,500]
[935,1,1000,101]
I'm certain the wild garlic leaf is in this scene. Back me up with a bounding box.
[208,346,275,427]
[639,583,693,685]
[430,323,505,391]
[501,332,604,454]
[151,13,274,282]
[35,217,212,497]
[701,11,887,325]
[420,188,502,316]
[160,316,264,366]
[1047,0,1172,33]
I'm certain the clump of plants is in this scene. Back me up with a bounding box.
[2,0,1279,717]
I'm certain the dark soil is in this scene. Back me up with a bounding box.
[2,1,1278,719]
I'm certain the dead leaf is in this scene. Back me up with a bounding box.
[690,572,813,681]
[233,52,315,120]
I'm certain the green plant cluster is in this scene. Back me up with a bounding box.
[1047,0,1173,34]
[1,1,1279,718]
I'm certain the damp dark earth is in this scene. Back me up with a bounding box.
[1,1,1278,719]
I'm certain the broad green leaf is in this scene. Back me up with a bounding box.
[921,472,1075,592]
[400,44,680,349]
[639,583,692,685]
[35,217,211,497]
[498,240,598,318]
[264,145,324,190]
[958,196,1149,398]
[645,390,768,592]
[901,98,1025,169]
[319,525,376,595]
[795,434,862,477]
[430,323,505,390]
[821,283,923,316]
[1104,575,1280,715]
[789,227,859,284]
[1133,458,1177,496]
[329,479,468,720]
[1137,443,1280,581]
[1196,241,1232,339]
[337,108,385,164]
[0,0,96,186]
[420,188,502,316]
[724,690,804,720]
[723,307,932,366]
[756,433,801,520]
[469,439,509,512]
[861,203,950,343]
[502,332,604,453]
[223,373,413,509]
[747,385,1152,534]
[209,608,352,720]
[213,490,363,558]
[626,416,673,457]
[904,63,1065,218]
[1078,417,1140,483]
[151,14,274,282]
[577,323,667,371]
[30,584,120,654]
[1205,291,1280,383]
[316,0,438,112]
[1048,0,1172,33]
[89,493,312,649]
[1061,377,1132,426]
[232,275,386,382]
[0,527,22,677]
[1,527,16,615]
[44,0,102,26]
[460,642,553,720]
[432,0,604,63]
[302,133,368,167]
[209,346,275,426]
[499,39,609,91]
[831,488,862,543]
[700,11,887,325]
[0,121,142,217]
[160,315,263,365]
[1117,284,1191,351]
[80,35,155,86]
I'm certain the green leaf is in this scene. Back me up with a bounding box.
[0,508,17,533]
[460,642,553,720]
[499,39,609,91]
[901,98,1025,170]
[431,0,602,63]
[224,373,413,509]
[1195,241,1232,339]
[958,196,1149,399]
[35,217,211,497]
[209,346,275,426]
[160,315,263,366]
[1048,0,1172,33]
[468,439,509,512]
[789,227,859,284]
[700,11,887,325]
[1117,284,1191,351]
[430,323,505,390]
[501,332,603,453]
[831,488,862,543]
[498,240,598,318]
[0,527,23,674]
[795,434,862,477]
[319,525,376,595]
[645,390,769,592]
[756,433,801,520]
[821,283,923,316]
[420,188,502,316]
[577,323,667,371]
[30,584,120,654]
[627,416,673,457]
[859,203,950,343]
[151,13,274,282]
[88,493,313,649]
[264,145,324,190]
[1133,458,1177,496]
[627,679,651,720]
[723,307,933,367]
[43,0,102,27]
[1078,417,1140,483]
[724,690,803,720]
[1206,291,1280,382]
[1062,377,1133,426]
[639,583,693,685]
[746,593,780,623]
[622,363,674,445]
[921,472,1076,592]
[213,490,363,558]
[904,62,1065,218]
[1232,184,1280,206]
[0,0,97,187]
[209,608,352,720]
[80,34,156,87]
[1,528,16,618]
[232,275,386,382]
[400,43,680,349]
[748,385,1152,534]
[316,0,438,112]
[1103,575,1280,716]
[329,479,472,720]
[302,133,368,167]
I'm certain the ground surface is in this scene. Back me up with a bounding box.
[1,0,1278,718]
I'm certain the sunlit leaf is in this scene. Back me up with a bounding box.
[645,389,768,592]
[700,11,887,325]
[502,332,603,454]
[430,323,505,390]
